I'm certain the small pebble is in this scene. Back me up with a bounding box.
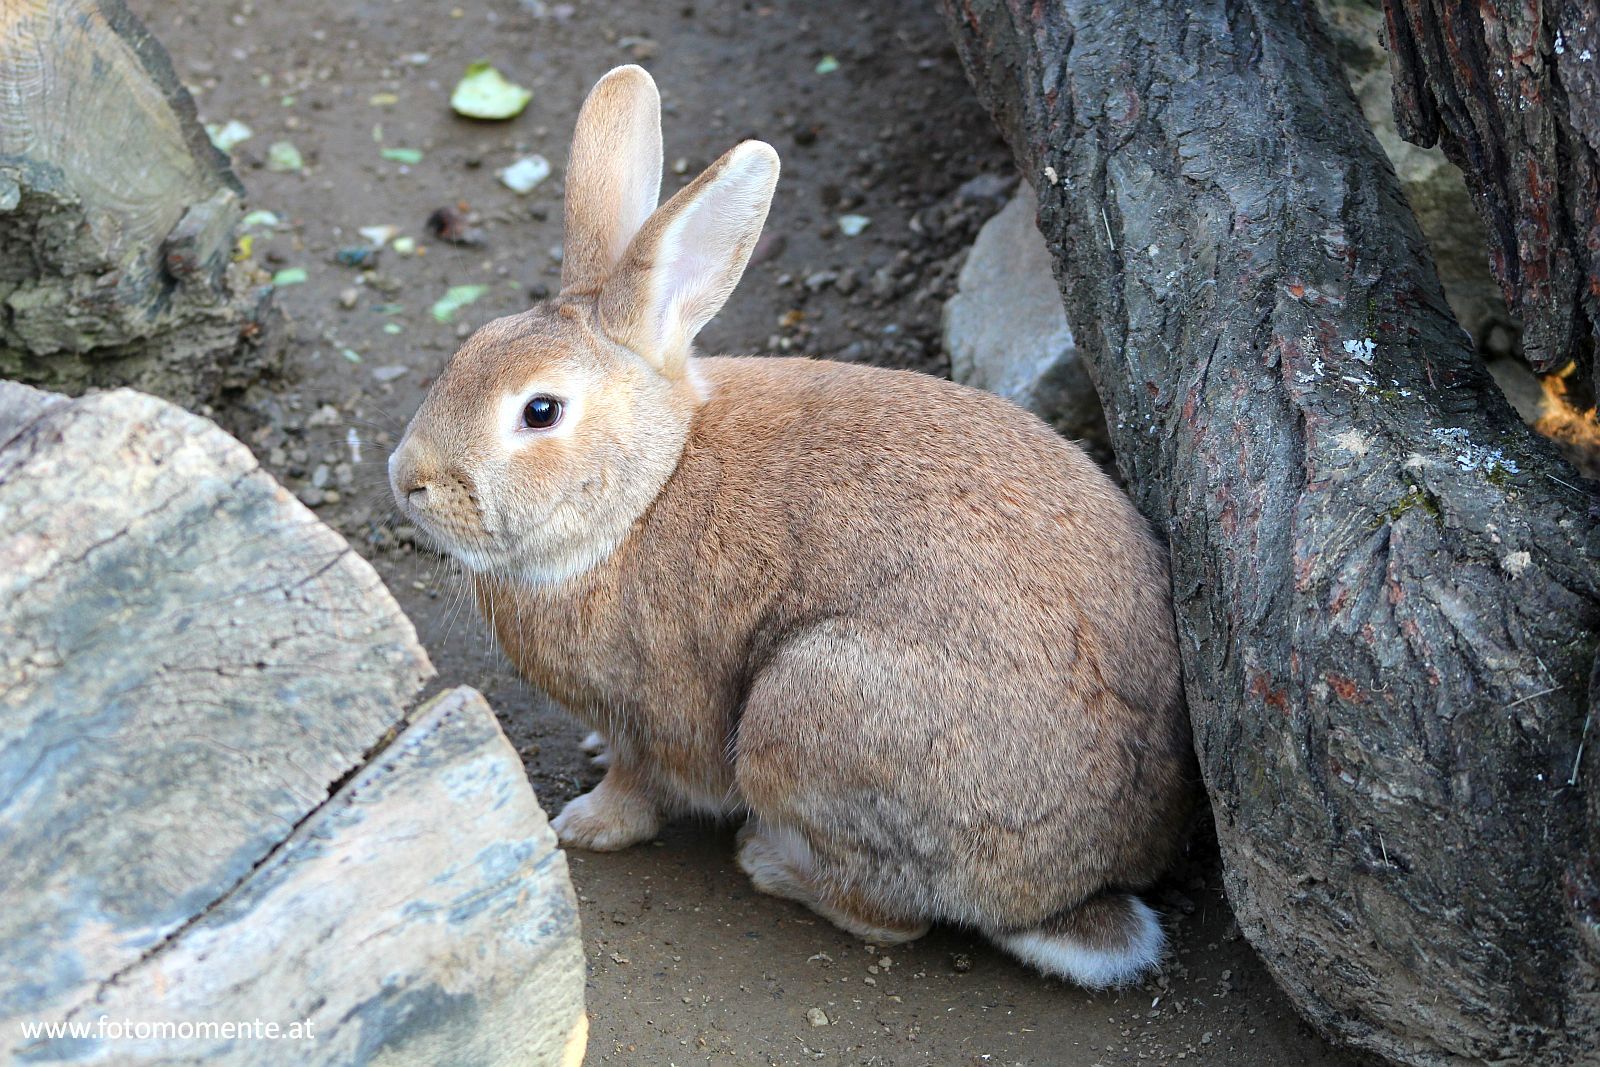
[805,1008,829,1027]
[306,404,341,428]
[837,214,871,237]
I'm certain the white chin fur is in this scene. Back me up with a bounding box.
[994,896,1164,991]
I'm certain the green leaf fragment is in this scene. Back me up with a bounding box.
[267,141,304,172]
[271,267,308,286]
[815,55,840,74]
[206,119,253,152]
[431,284,490,323]
[342,348,364,363]
[240,209,282,232]
[498,155,551,194]
[381,147,424,165]
[450,60,533,120]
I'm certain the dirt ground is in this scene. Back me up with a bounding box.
[130,1,1363,1063]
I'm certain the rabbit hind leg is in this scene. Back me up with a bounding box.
[736,817,929,945]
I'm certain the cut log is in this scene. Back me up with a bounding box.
[0,383,585,1065]
[0,0,280,404]
[1383,0,1600,395]
[940,2,1600,1065]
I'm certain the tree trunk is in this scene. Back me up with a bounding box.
[0,383,586,1066]
[0,0,280,405]
[1382,0,1600,396]
[939,2,1600,1064]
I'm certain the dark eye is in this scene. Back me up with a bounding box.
[521,395,563,430]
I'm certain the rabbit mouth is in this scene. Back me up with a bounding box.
[396,501,501,573]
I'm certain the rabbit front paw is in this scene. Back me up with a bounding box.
[579,730,611,768]
[552,774,661,851]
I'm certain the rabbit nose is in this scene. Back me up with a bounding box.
[388,449,432,510]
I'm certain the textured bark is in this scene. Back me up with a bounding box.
[1383,0,1600,395]
[0,0,280,404]
[0,383,585,1066]
[941,2,1600,1064]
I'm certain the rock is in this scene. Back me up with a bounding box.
[426,205,486,247]
[956,172,1017,202]
[0,383,586,1066]
[749,231,788,267]
[306,403,341,427]
[942,181,1107,445]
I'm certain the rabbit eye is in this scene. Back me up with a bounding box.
[521,395,563,430]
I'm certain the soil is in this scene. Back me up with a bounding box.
[130,0,1363,1063]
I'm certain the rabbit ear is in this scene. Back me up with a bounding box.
[597,140,779,374]
[560,65,663,295]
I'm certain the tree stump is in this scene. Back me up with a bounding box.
[0,0,279,404]
[941,2,1600,1064]
[0,383,585,1065]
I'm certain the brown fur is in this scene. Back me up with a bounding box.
[390,65,1195,978]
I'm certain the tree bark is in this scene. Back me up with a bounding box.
[1382,0,1600,396]
[940,1,1600,1064]
[0,0,280,405]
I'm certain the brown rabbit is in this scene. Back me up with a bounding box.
[390,65,1195,989]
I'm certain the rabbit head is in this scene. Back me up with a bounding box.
[389,65,778,584]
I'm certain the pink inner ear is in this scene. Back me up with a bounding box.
[644,145,779,354]
[603,112,663,267]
